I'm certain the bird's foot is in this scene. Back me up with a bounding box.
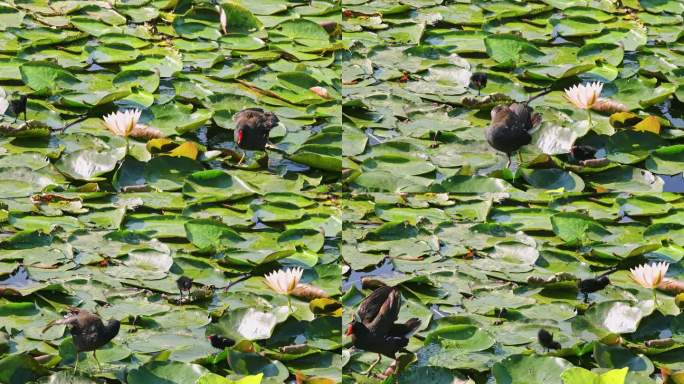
[362,354,382,376]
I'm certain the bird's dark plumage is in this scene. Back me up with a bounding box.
[571,145,597,162]
[11,95,27,121]
[233,108,279,150]
[176,276,193,291]
[486,103,541,155]
[538,329,561,351]
[347,287,421,359]
[176,275,193,301]
[579,276,610,302]
[208,335,235,349]
[469,72,487,93]
[579,276,610,294]
[356,285,401,336]
[43,308,119,353]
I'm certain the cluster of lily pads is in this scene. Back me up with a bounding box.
[342,192,684,383]
[342,0,684,193]
[0,0,341,383]
[4,0,684,383]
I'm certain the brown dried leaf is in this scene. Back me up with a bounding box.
[309,86,331,99]
[658,278,684,294]
[361,277,387,290]
[130,124,164,139]
[592,98,628,113]
[290,283,328,300]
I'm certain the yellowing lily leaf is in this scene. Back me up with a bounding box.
[609,111,638,126]
[634,115,661,134]
[169,141,199,160]
[196,373,263,384]
[147,138,175,152]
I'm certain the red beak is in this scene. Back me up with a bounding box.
[345,324,353,336]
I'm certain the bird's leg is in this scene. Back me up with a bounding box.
[237,151,245,166]
[583,293,589,303]
[93,351,101,371]
[179,288,184,302]
[363,353,382,376]
[73,352,79,374]
[506,154,512,168]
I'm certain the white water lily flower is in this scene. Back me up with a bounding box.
[564,82,603,110]
[264,267,304,295]
[216,5,227,35]
[103,109,141,137]
[0,87,8,115]
[630,262,669,289]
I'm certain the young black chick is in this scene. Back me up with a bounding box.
[208,334,236,349]
[486,103,542,167]
[469,72,487,96]
[346,286,421,375]
[43,308,120,371]
[176,275,193,301]
[538,329,561,352]
[571,145,597,162]
[11,95,27,122]
[579,275,610,303]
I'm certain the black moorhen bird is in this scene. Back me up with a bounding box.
[537,329,561,352]
[570,144,597,162]
[176,275,193,301]
[469,72,487,95]
[43,308,120,371]
[579,275,610,302]
[346,286,421,375]
[486,103,542,167]
[11,95,27,122]
[233,108,279,150]
[208,334,236,349]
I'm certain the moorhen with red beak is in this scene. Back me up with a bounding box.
[346,286,421,375]
[233,108,279,151]
[43,308,120,371]
[486,103,542,167]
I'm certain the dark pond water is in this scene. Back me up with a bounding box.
[343,258,399,291]
[661,173,684,192]
[0,265,31,288]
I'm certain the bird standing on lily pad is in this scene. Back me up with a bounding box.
[176,275,193,302]
[469,72,487,95]
[233,108,280,164]
[486,103,542,167]
[43,308,120,372]
[346,286,421,376]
